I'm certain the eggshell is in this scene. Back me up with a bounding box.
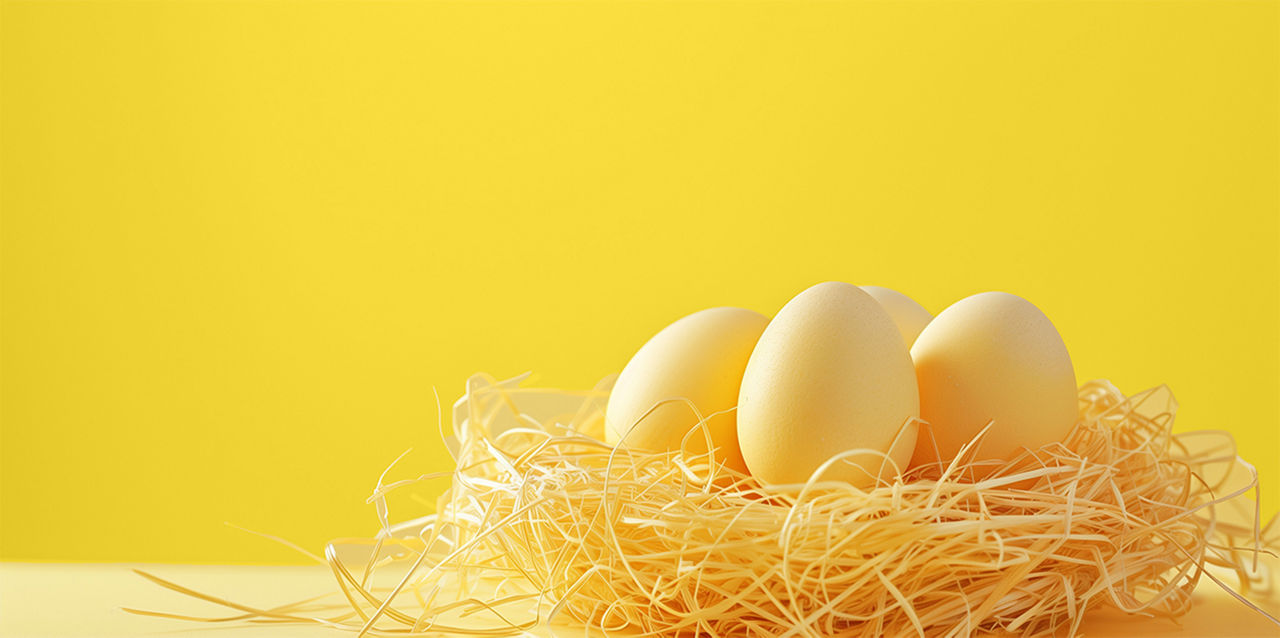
[606,307,769,473]
[860,286,933,348]
[909,292,1078,466]
[737,282,919,487]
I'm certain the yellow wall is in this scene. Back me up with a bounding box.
[2,0,1276,564]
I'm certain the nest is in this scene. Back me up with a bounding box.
[130,374,1276,637]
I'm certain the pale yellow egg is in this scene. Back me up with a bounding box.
[605,307,769,473]
[909,292,1078,467]
[737,282,919,487]
[860,285,933,348]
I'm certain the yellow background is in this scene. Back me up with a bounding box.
[2,0,1276,564]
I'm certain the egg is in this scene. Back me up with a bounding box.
[737,282,919,487]
[606,307,769,473]
[860,286,933,347]
[909,292,1078,467]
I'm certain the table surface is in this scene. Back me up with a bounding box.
[2,561,1278,638]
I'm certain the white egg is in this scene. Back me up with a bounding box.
[910,292,1078,467]
[860,286,933,348]
[738,282,919,487]
[606,307,769,473]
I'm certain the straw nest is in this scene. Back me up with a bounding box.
[131,374,1276,637]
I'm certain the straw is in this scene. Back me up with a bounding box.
[129,374,1277,637]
